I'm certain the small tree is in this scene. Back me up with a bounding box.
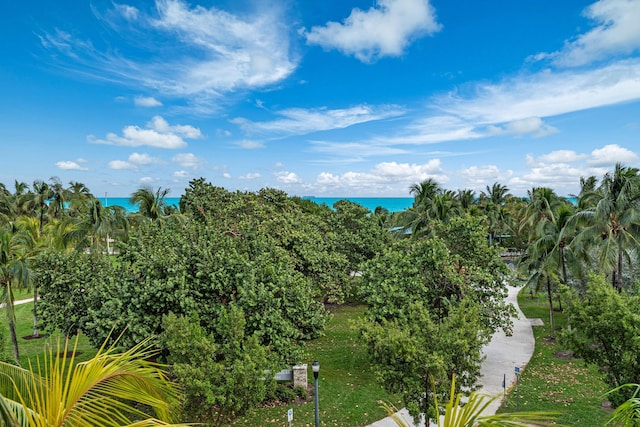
[160,308,275,424]
[562,274,640,405]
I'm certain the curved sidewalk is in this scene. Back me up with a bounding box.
[367,284,535,427]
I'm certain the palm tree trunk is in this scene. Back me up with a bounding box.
[32,287,39,337]
[546,277,555,337]
[560,247,568,284]
[9,320,20,364]
[616,240,623,292]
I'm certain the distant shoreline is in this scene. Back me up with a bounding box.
[99,196,415,214]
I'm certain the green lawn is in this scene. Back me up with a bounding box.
[232,305,401,427]
[2,301,98,367]
[498,289,611,426]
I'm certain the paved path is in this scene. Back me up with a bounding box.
[367,284,535,427]
[0,297,34,308]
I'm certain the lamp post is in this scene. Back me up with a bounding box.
[312,360,320,427]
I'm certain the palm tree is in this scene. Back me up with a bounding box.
[0,336,190,426]
[456,189,476,211]
[479,182,512,246]
[0,225,33,362]
[47,177,66,220]
[66,181,92,217]
[607,383,640,426]
[572,163,640,291]
[409,178,441,209]
[129,186,170,223]
[14,216,48,338]
[481,182,511,206]
[65,198,129,254]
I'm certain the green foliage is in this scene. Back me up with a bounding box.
[33,251,110,337]
[359,300,486,421]
[160,311,274,424]
[562,274,640,406]
[357,217,513,422]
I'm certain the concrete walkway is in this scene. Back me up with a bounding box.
[0,297,34,308]
[367,284,535,427]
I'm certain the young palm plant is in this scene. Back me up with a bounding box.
[383,375,556,427]
[0,336,190,427]
[607,384,640,426]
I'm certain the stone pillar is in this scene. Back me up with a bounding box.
[292,364,308,389]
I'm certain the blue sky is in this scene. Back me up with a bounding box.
[1,0,639,198]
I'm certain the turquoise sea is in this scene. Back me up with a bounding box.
[99,196,414,214]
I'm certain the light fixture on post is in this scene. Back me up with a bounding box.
[312,360,320,427]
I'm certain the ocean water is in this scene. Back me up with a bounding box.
[99,196,414,213]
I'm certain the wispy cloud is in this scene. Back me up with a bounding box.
[434,60,640,125]
[134,96,162,107]
[531,0,640,67]
[302,0,441,62]
[39,0,297,107]
[232,104,405,136]
[88,116,201,149]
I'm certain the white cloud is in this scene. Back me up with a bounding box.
[88,116,201,149]
[40,1,297,107]
[275,171,301,184]
[139,176,158,183]
[55,161,89,171]
[461,165,512,189]
[588,144,639,166]
[128,152,163,165]
[315,160,447,193]
[134,96,162,107]
[108,160,137,171]
[236,140,265,149]
[232,104,405,136]
[509,163,586,194]
[303,0,441,62]
[538,150,588,163]
[535,0,640,67]
[172,153,204,169]
[239,172,261,180]
[223,172,232,179]
[504,117,558,138]
[172,170,189,178]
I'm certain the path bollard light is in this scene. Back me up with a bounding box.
[312,360,320,427]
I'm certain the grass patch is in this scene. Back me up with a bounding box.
[232,305,400,427]
[1,302,97,367]
[498,289,611,426]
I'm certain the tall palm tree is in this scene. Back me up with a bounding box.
[572,163,640,291]
[0,336,190,427]
[456,189,476,211]
[129,186,170,223]
[66,181,92,217]
[409,178,442,209]
[0,225,33,363]
[65,198,129,254]
[47,177,66,220]
[481,182,511,206]
[24,180,53,236]
[14,216,48,338]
